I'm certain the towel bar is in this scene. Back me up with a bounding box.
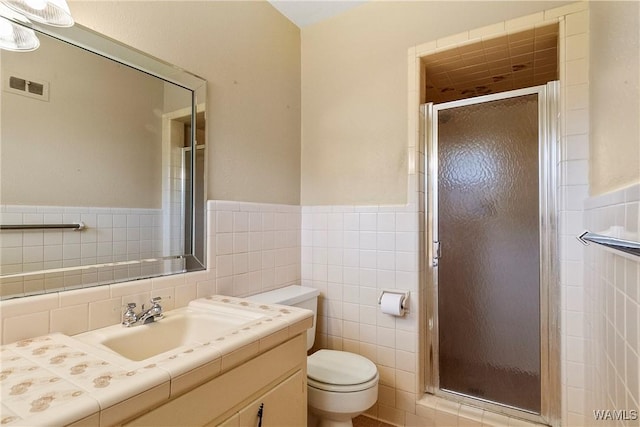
[577,231,640,257]
[0,222,85,231]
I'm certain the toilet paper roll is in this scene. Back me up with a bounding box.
[380,293,405,316]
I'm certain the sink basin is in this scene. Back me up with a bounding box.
[75,306,266,362]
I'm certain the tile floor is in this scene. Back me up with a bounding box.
[353,415,396,427]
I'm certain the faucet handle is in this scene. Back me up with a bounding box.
[149,296,163,318]
[122,303,138,326]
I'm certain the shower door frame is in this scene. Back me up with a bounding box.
[423,82,560,426]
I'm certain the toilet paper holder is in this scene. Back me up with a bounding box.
[378,290,410,314]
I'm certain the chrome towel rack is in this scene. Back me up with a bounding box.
[577,230,640,257]
[0,222,85,231]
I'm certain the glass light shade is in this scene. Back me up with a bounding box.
[1,0,73,27]
[0,15,39,51]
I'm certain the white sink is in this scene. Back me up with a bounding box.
[75,306,266,362]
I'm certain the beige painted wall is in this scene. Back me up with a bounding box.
[301,1,568,205]
[68,0,301,205]
[1,34,164,208]
[589,1,640,196]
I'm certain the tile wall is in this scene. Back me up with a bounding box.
[558,4,591,426]
[0,205,166,298]
[207,200,301,297]
[300,204,420,423]
[0,269,213,345]
[584,184,640,426]
[0,200,301,346]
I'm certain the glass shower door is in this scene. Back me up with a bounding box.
[432,90,543,413]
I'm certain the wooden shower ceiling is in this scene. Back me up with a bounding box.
[423,24,558,104]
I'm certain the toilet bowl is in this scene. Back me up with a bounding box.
[307,350,379,427]
[247,286,379,427]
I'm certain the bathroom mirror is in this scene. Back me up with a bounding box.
[0,21,207,300]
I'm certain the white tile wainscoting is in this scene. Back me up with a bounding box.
[0,200,301,345]
[300,204,420,424]
[584,184,640,424]
[0,205,166,298]
[207,200,301,297]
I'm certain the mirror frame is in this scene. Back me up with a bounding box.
[1,20,207,297]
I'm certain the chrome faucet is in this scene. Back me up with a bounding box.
[122,297,163,327]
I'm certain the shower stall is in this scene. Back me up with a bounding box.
[423,82,559,424]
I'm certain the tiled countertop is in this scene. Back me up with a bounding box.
[0,295,313,426]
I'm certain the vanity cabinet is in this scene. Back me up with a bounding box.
[122,334,307,427]
[215,370,305,427]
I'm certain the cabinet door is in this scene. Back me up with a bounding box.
[237,371,305,427]
[124,335,305,427]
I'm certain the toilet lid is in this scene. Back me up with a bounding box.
[307,350,378,386]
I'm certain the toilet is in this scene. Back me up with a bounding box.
[247,285,379,427]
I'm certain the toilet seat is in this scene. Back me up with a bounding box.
[307,374,379,393]
[307,350,379,393]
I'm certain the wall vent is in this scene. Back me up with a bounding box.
[3,73,50,101]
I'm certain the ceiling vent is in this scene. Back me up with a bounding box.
[3,74,49,101]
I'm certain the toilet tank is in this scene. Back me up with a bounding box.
[247,285,319,351]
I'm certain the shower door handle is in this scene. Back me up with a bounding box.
[433,241,441,266]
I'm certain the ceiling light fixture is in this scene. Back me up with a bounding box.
[0,0,73,52]
[0,14,39,51]
[2,0,73,27]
